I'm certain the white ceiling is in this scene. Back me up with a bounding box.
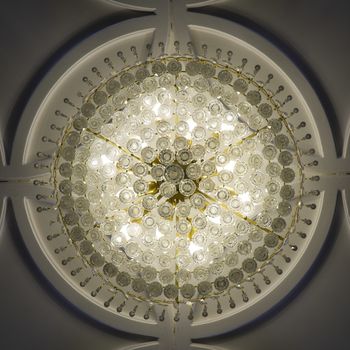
[0,0,350,349]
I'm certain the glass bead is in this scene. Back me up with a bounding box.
[216,188,230,201]
[59,180,72,194]
[242,259,257,273]
[271,217,286,232]
[248,114,265,130]
[280,185,295,200]
[248,154,263,169]
[223,234,239,250]
[112,94,127,109]
[263,145,277,160]
[233,78,248,93]
[277,201,292,216]
[176,203,191,217]
[192,93,207,108]
[142,76,158,92]
[152,61,167,75]
[164,164,184,184]
[275,134,290,149]
[176,73,191,89]
[218,69,233,84]
[156,137,171,150]
[206,203,220,218]
[177,219,191,235]
[164,284,178,299]
[88,117,103,132]
[250,171,266,187]
[73,116,88,131]
[173,136,188,150]
[280,168,295,183]
[228,268,243,284]
[132,163,148,177]
[75,197,90,212]
[258,103,273,118]
[135,67,150,81]
[192,214,207,229]
[225,252,239,267]
[81,102,96,118]
[264,195,278,210]
[185,61,201,76]
[193,267,209,281]
[256,211,272,227]
[106,79,121,94]
[80,240,94,255]
[202,161,216,176]
[192,126,206,141]
[268,119,283,133]
[209,80,224,97]
[254,246,269,261]
[167,60,182,75]
[201,63,216,78]
[159,182,177,198]
[205,137,220,152]
[159,236,172,250]
[133,179,148,194]
[246,90,261,105]
[70,226,85,242]
[118,155,133,169]
[192,109,207,124]
[180,284,195,299]
[142,250,155,264]
[73,181,87,195]
[264,233,279,248]
[160,150,175,165]
[61,147,75,161]
[103,263,118,277]
[186,163,201,180]
[234,161,248,176]
[151,164,165,181]
[177,149,192,165]
[249,228,263,242]
[90,252,104,267]
[93,90,108,106]
[179,179,196,197]
[233,122,249,137]
[158,202,174,218]
[266,162,282,177]
[142,195,157,210]
[143,215,156,229]
[197,281,212,296]
[237,240,252,255]
[120,72,135,87]
[278,150,294,166]
[193,77,210,92]
[116,271,131,286]
[119,189,135,203]
[159,269,174,284]
[191,144,206,159]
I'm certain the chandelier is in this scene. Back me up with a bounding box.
[54,54,304,307]
[2,1,344,349]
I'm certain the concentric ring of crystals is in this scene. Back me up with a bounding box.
[54,56,303,303]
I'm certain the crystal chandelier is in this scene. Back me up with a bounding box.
[54,54,303,308]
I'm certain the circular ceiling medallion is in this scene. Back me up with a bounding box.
[6,1,337,348]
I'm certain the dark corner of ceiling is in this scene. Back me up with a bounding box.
[4,197,155,342]
[3,1,155,164]
[196,191,344,345]
[188,3,343,157]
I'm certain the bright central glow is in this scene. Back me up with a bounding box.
[55,56,300,303]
